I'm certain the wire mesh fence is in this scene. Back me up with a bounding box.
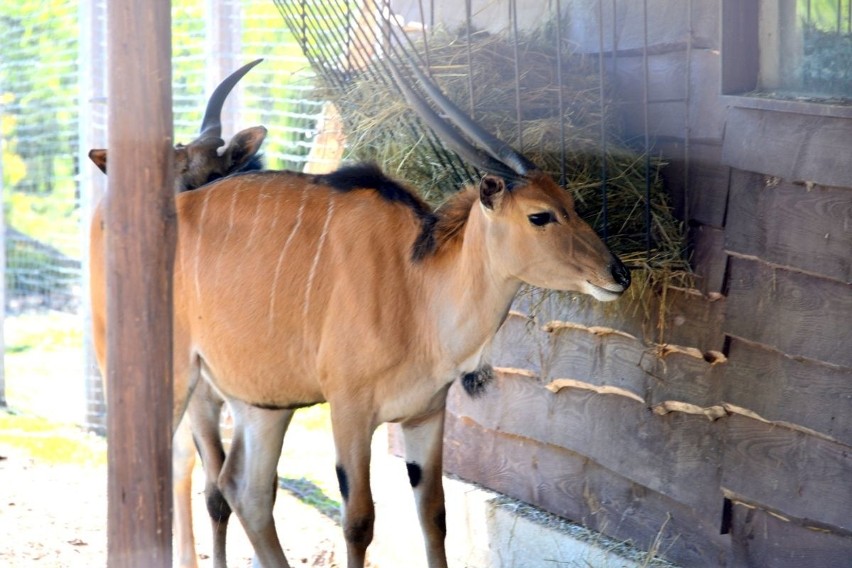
[0,0,325,429]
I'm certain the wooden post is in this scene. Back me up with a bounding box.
[106,1,175,566]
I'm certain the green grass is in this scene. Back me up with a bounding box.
[5,311,82,353]
[3,311,86,423]
[277,403,342,510]
[0,410,106,466]
[2,312,342,518]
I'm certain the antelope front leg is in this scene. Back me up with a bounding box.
[330,404,377,568]
[219,401,294,568]
[402,408,449,568]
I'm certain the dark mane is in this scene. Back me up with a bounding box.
[316,163,438,261]
[238,154,264,174]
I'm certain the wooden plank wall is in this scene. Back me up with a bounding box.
[438,1,852,566]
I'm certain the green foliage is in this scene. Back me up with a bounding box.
[796,0,852,98]
[1,1,80,262]
[802,24,852,97]
[241,1,321,170]
[4,309,82,354]
[0,411,105,465]
[3,312,84,420]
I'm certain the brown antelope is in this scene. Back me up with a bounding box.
[89,59,266,568]
[157,65,631,567]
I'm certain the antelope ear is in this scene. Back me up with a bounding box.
[89,149,108,174]
[479,175,506,210]
[224,125,267,170]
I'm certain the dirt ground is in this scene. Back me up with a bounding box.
[0,445,354,567]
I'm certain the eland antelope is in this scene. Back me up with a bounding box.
[159,65,631,567]
[93,58,630,567]
[89,59,266,568]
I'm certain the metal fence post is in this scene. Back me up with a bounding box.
[0,107,6,409]
[79,0,109,433]
[206,0,242,137]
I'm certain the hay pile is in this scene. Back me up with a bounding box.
[322,27,691,290]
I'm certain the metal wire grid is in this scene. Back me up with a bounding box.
[274,0,671,258]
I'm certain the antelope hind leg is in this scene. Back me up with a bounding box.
[186,380,230,568]
[174,414,199,568]
[219,401,294,568]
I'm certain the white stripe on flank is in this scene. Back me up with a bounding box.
[302,194,335,336]
[194,189,215,302]
[245,178,272,249]
[228,186,239,233]
[267,186,310,335]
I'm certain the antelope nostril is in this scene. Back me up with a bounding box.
[610,258,631,289]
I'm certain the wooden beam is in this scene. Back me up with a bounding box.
[106,1,175,566]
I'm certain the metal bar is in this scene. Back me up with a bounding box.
[642,0,652,256]
[597,0,609,242]
[347,1,476,182]
[555,0,567,187]
[79,0,108,434]
[684,0,693,226]
[510,0,524,151]
[283,0,473,185]
[276,2,346,89]
[418,0,431,70]
[106,0,174,565]
[466,0,475,114]
[345,0,354,74]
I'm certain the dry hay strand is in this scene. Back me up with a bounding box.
[319,26,693,301]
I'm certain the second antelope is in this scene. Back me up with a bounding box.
[167,65,631,567]
[89,60,266,568]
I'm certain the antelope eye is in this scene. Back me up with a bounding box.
[528,211,557,226]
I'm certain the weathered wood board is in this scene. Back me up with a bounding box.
[723,337,852,446]
[490,311,547,375]
[517,284,726,352]
[447,372,724,520]
[725,256,852,367]
[721,0,759,94]
[726,170,852,284]
[721,414,852,533]
[542,321,725,407]
[684,142,731,228]
[690,223,727,294]
[722,107,852,188]
[728,501,852,568]
[443,411,730,567]
[659,140,731,229]
[617,49,725,141]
